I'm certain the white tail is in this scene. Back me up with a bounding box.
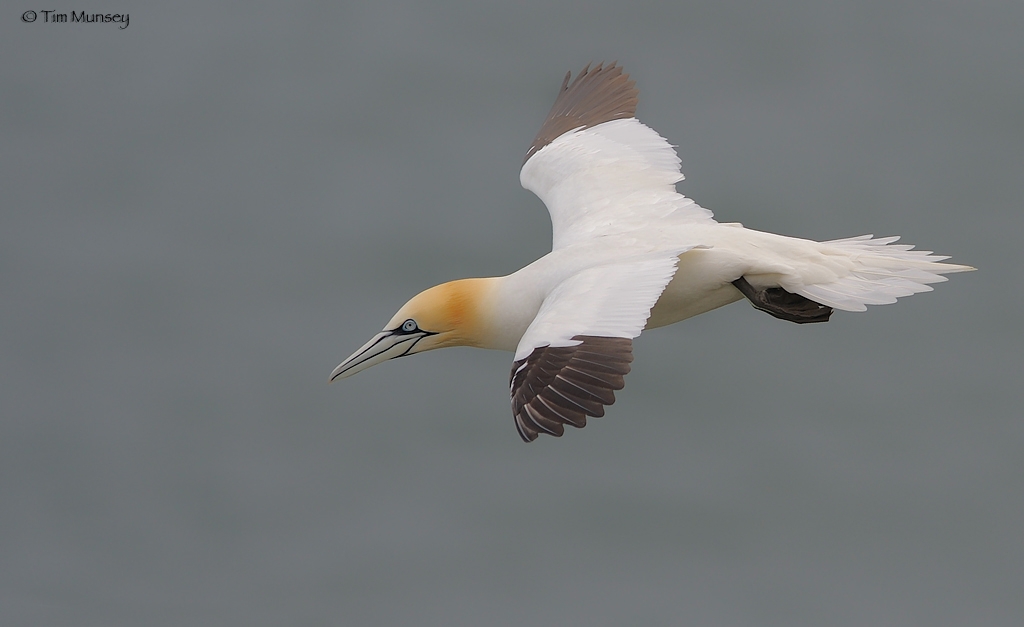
[791,235,975,312]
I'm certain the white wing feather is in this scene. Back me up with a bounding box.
[513,252,684,361]
[520,118,714,250]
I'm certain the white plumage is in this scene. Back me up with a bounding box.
[514,251,688,361]
[521,118,713,250]
[331,63,973,442]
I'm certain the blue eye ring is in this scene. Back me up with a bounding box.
[401,319,418,333]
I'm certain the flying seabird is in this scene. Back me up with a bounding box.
[331,63,973,442]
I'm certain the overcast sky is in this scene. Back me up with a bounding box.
[2,2,1021,625]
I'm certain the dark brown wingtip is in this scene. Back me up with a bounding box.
[523,62,639,165]
[510,336,634,442]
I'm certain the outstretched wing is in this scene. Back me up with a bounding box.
[509,253,684,441]
[521,63,713,250]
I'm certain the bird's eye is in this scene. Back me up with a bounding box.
[401,319,418,333]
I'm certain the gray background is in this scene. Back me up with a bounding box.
[2,1,1021,625]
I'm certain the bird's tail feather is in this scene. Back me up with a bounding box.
[792,235,974,312]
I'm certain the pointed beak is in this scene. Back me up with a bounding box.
[330,329,431,381]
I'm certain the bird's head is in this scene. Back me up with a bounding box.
[330,278,495,381]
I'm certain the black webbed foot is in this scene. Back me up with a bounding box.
[732,277,833,324]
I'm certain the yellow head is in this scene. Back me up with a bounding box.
[330,278,495,381]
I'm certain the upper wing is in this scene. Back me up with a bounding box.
[509,252,685,442]
[521,63,713,250]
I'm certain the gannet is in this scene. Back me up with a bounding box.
[331,63,973,442]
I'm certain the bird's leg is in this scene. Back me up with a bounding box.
[731,277,833,324]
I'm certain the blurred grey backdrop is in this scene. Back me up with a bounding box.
[2,1,1021,625]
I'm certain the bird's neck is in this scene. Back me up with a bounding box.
[434,275,537,353]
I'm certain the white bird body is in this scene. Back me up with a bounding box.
[332,63,973,441]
